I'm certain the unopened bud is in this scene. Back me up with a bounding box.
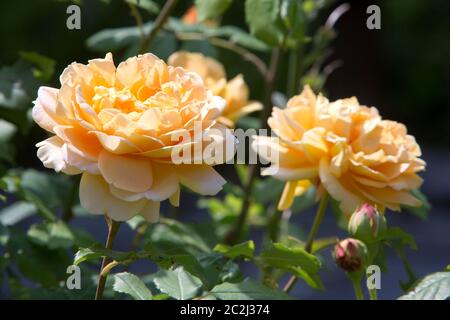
[333,238,367,273]
[348,203,386,243]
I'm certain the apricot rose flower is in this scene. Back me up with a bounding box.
[33,53,233,222]
[252,86,426,216]
[168,51,262,127]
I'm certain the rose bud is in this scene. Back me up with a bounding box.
[348,203,387,243]
[333,238,368,273]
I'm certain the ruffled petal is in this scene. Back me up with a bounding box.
[36,136,81,175]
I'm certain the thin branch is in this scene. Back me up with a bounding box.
[174,32,268,76]
[127,2,145,46]
[95,216,121,300]
[225,49,281,245]
[283,193,329,293]
[140,0,178,53]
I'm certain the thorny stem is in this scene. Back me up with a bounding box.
[224,49,281,245]
[139,0,178,53]
[283,193,329,293]
[95,215,121,300]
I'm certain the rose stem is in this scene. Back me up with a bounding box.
[283,192,329,293]
[139,0,178,53]
[369,287,378,300]
[225,49,281,245]
[95,215,121,300]
[352,279,364,300]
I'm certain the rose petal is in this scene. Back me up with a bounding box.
[79,173,146,221]
[176,164,226,195]
[98,150,153,193]
[36,136,81,175]
[140,201,160,223]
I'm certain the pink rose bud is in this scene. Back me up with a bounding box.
[333,238,368,273]
[348,203,387,243]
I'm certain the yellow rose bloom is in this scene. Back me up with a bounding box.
[168,51,262,127]
[253,86,426,215]
[33,53,233,222]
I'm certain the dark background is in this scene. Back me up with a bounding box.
[0,0,449,299]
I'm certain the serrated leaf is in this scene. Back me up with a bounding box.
[195,0,233,21]
[208,278,293,300]
[260,242,321,275]
[143,244,241,290]
[113,272,153,300]
[214,240,255,260]
[245,0,283,46]
[153,267,202,300]
[259,242,323,290]
[398,272,450,300]
[74,247,134,265]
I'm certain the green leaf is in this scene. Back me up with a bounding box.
[0,201,35,226]
[398,272,450,300]
[126,215,146,230]
[3,226,70,287]
[214,240,255,260]
[19,51,55,82]
[74,247,135,265]
[402,189,431,220]
[195,0,233,21]
[143,244,241,290]
[17,169,74,222]
[310,237,338,254]
[153,267,203,300]
[384,227,417,250]
[125,0,159,14]
[0,61,36,132]
[142,218,211,254]
[259,242,323,289]
[245,0,283,46]
[113,272,153,300]
[208,278,293,300]
[27,221,74,249]
[0,119,17,163]
[329,197,348,230]
[260,242,321,275]
[87,22,152,52]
